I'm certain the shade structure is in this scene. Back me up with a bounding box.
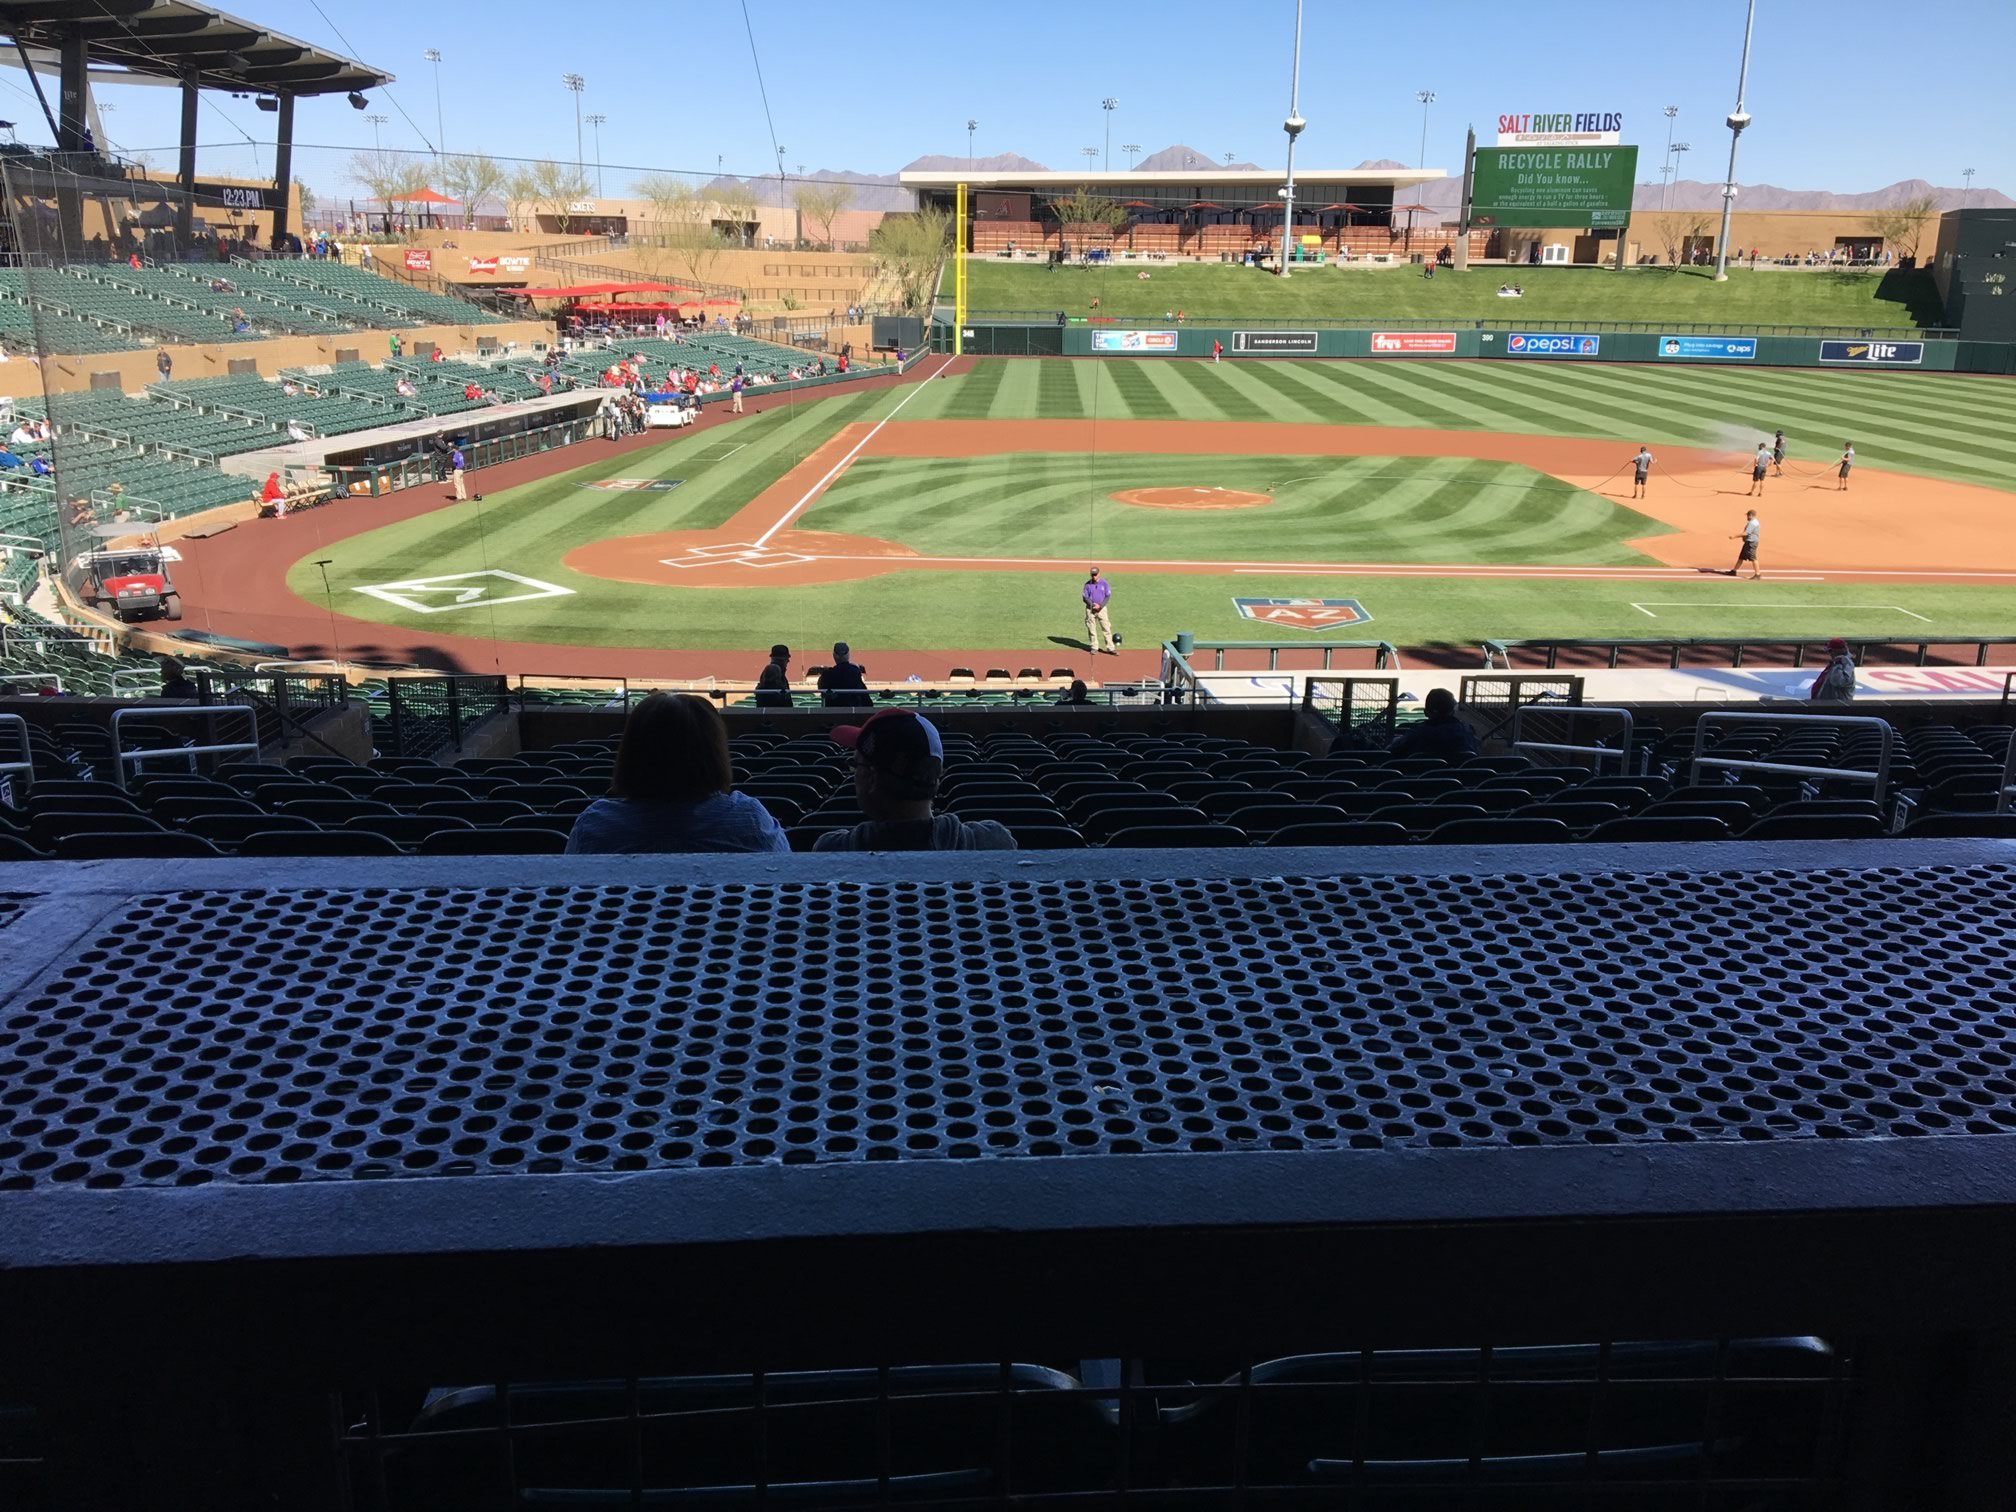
[1120,200,1156,209]
[502,282,703,299]
[1316,202,1369,212]
[1184,200,1224,210]
[405,188,459,205]
[1390,202,1439,214]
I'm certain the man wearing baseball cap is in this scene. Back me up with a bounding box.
[814,710,1017,851]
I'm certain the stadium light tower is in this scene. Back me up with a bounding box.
[966,118,977,168]
[1660,104,1679,207]
[1122,142,1140,170]
[562,73,586,174]
[1277,0,1307,278]
[1411,89,1436,249]
[586,113,607,195]
[1712,0,1756,281]
[424,49,444,156]
[365,112,388,153]
[1102,98,1119,170]
[1962,166,1976,207]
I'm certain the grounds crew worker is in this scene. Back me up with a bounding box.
[1083,567,1117,655]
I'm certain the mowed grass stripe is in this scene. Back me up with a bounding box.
[1238,361,1392,424]
[1696,369,2016,462]
[1035,359,1087,418]
[1229,361,1366,423]
[1594,366,2016,482]
[1485,363,2014,485]
[938,358,1010,419]
[1159,360,1271,420]
[1097,361,1182,420]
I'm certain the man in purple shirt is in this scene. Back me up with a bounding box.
[1082,567,1117,655]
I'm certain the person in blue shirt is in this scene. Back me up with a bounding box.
[565,691,787,855]
[0,446,22,470]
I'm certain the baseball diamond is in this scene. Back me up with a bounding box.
[147,354,2016,678]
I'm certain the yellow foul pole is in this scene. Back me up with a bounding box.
[953,181,968,357]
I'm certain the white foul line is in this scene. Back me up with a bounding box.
[752,356,954,548]
[1629,601,1932,622]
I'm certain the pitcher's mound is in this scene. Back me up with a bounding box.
[1113,486,1272,511]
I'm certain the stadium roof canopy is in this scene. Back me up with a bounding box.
[900,168,1448,191]
[0,0,392,95]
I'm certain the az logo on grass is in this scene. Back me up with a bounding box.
[1232,597,1373,630]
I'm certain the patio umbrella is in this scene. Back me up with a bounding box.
[1317,202,1368,212]
[1390,203,1438,216]
[405,188,459,205]
[1185,200,1223,209]
[1121,200,1155,209]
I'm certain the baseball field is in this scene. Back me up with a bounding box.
[168,353,2016,676]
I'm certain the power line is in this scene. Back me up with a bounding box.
[738,0,783,178]
[301,0,435,153]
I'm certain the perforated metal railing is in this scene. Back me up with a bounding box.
[3,859,2014,1191]
[2,851,2015,1508]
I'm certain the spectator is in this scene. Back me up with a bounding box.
[394,376,418,398]
[814,711,1017,852]
[450,444,468,500]
[565,693,788,854]
[28,454,51,477]
[0,445,23,470]
[753,644,794,708]
[1056,679,1093,705]
[1809,638,1857,702]
[259,471,285,516]
[285,419,310,443]
[158,657,198,701]
[1386,687,1480,761]
[8,419,37,447]
[817,641,872,708]
[155,347,172,382]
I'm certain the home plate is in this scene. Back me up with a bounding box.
[659,542,815,570]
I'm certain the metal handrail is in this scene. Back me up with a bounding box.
[0,672,60,693]
[2000,732,2016,816]
[1689,712,1895,798]
[0,712,33,794]
[1484,635,2016,672]
[1512,704,1635,772]
[109,704,261,788]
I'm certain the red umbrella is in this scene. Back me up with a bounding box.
[405,188,459,205]
[1120,200,1155,209]
[1317,202,1368,212]
[1391,203,1438,215]
[1185,200,1224,210]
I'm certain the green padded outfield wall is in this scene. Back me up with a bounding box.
[941,320,1991,370]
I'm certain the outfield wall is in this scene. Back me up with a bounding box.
[943,320,2013,373]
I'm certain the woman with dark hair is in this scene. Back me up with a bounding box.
[564,693,787,854]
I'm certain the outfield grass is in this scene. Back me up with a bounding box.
[956,260,1943,329]
[805,455,1667,565]
[905,359,2016,491]
[308,360,2016,654]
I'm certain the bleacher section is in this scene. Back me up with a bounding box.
[0,714,2007,860]
[0,257,503,356]
[150,371,390,436]
[284,360,492,417]
[255,257,506,326]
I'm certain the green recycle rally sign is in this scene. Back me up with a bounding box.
[1469,145,1639,229]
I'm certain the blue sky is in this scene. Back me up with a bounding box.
[6,0,2005,200]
